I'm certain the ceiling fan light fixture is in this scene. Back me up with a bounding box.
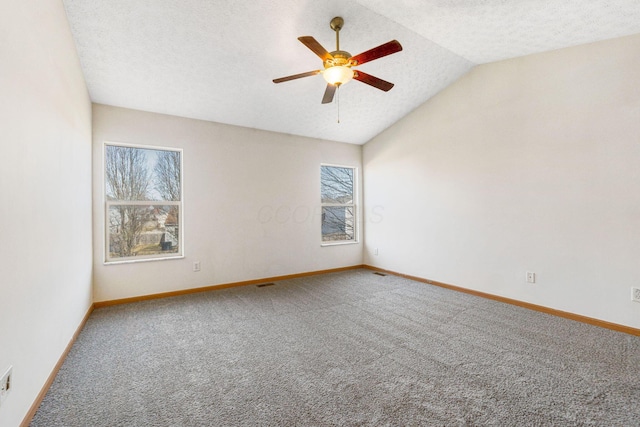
[323,66,354,86]
[272,17,402,104]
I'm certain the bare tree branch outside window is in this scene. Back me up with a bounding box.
[154,150,181,245]
[105,144,182,261]
[154,151,181,201]
[321,166,355,242]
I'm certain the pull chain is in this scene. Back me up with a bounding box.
[337,85,340,123]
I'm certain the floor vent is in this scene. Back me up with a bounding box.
[256,283,276,288]
[373,272,387,277]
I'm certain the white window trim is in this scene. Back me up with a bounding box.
[103,141,184,264]
[320,163,358,246]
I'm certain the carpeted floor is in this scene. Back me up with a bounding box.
[31,269,640,426]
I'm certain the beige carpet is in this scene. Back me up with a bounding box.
[32,269,640,426]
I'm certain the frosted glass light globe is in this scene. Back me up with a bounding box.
[323,66,354,86]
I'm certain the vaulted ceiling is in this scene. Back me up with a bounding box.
[63,0,640,144]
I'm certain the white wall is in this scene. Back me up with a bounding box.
[92,105,363,302]
[0,1,93,425]
[363,33,640,329]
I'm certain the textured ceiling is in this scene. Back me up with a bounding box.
[63,0,640,144]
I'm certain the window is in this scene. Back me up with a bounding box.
[104,143,182,262]
[321,165,356,243]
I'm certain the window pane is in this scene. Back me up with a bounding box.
[321,166,353,204]
[105,145,181,202]
[108,204,180,259]
[322,206,355,242]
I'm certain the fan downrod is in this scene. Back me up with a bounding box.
[327,17,350,62]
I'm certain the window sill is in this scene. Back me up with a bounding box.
[321,240,359,247]
[104,255,184,265]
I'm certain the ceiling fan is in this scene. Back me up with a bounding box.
[273,17,402,104]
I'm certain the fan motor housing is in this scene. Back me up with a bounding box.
[324,50,352,68]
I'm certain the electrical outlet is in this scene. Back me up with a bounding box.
[0,366,12,408]
[526,272,536,283]
[193,261,201,272]
[374,248,379,256]
[632,287,640,303]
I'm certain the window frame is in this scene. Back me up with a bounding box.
[103,141,184,264]
[320,163,358,246]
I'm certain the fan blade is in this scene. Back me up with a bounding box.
[349,40,402,66]
[273,70,321,84]
[298,36,334,62]
[354,71,394,92]
[321,84,337,104]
